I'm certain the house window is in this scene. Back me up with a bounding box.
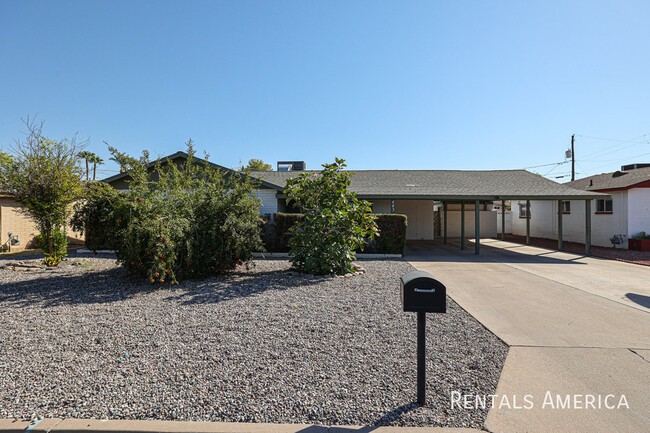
[562,201,571,214]
[519,202,530,218]
[596,199,613,213]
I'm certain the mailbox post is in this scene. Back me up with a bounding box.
[400,270,446,406]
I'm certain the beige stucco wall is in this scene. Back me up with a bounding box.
[0,197,84,252]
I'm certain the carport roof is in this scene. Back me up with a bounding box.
[250,169,608,200]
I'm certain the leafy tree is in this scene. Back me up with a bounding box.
[242,158,272,171]
[73,141,264,284]
[284,158,378,275]
[0,118,85,265]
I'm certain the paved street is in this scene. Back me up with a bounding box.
[407,239,650,433]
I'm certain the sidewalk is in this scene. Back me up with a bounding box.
[0,419,479,433]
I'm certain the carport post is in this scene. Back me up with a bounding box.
[460,201,465,250]
[475,200,480,255]
[501,199,506,241]
[526,200,531,245]
[585,199,592,256]
[557,200,563,251]
[443,202,448,244]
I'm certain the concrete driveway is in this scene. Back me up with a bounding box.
[406,239,650,433]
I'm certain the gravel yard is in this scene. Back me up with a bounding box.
[0,255,508,428]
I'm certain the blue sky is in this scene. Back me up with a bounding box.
[1,0,649,180]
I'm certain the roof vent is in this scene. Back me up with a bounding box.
[589,179,593,187]
[621,163,650,171]
[612,171,628,178]
[277,161,306,171]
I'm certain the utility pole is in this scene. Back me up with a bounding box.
[571,134,575,181]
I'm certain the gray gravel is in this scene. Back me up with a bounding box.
[0,255,508,428]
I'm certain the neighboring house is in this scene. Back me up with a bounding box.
[104,152,604,254]
[510,164,650,249]
[0,193,39,251]
[0,194,86,252]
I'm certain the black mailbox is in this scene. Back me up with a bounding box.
[400,270,446,313]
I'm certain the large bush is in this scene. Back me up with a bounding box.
[73,142,264,284]
[362,214,407,255]
[285,158,378,275]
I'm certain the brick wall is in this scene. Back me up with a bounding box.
[0,197,84,251]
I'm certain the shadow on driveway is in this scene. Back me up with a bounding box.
[625,292,650,309]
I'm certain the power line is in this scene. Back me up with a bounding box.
[575,134,648,144]
[522,161,569,169]
[576,134,648,161]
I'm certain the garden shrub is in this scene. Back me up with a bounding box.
[33,228,69,266]
[72,181,121,250]
[262,213,304,252]
[73,142,264,284]
[285,158,378,275]
[362,213,407,255]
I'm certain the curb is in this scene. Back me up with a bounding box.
[0,419,480,433]
[76,251,403,259]
[252,253,403,259]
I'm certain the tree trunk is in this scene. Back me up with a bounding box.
[85,159,89,181]
[93,162,96,180]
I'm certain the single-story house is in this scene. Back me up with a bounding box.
[104,151,606,255]
[510,164,650,249]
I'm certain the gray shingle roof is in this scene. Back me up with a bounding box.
[101,151,606,200]
[250,169,606,200]
[564,167,650,191]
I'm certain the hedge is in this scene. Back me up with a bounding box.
[362,214,407,255]
[262,213,305,252]
[262,212,407,255]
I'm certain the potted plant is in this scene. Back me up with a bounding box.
[629,231,650,251]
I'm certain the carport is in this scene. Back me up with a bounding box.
[252,168,608,256]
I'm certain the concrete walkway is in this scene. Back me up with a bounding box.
[406,239,650,433]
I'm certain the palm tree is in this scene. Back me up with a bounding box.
[88,154,104,180]
[77,151,94,181]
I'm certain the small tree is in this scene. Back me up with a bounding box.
[284,158,378,275]
[0,118,85,265]
[242,158,272,171]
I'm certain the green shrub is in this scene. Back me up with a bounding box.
[262,213,304,252]
[73,142,264,284]
[285,158,378,275]
[633,231,650,240]
[33,228,68,266]
[72,182,121,250]
[362,214,407,254]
